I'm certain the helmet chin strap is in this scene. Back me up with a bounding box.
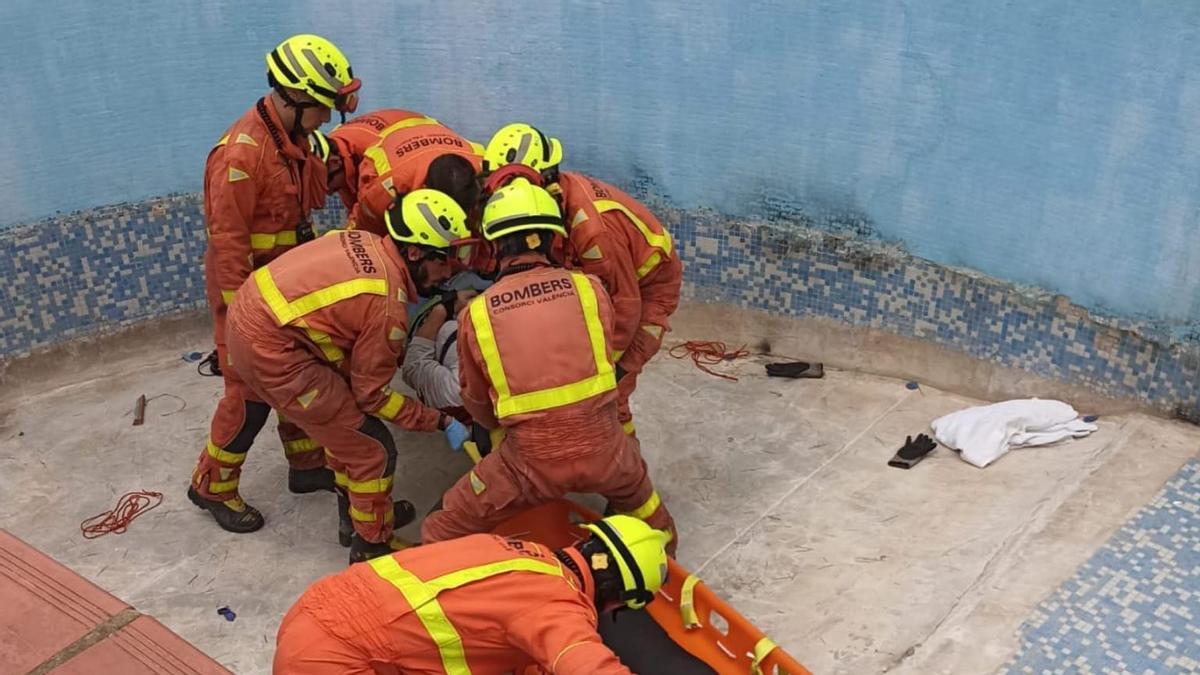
[273,86,320,140]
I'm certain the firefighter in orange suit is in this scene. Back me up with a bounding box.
[194,189,473,561]
[275,515,671,675]
[421,178,677,552]
[311,108,439,212]
[190,34,364,533]
[481,123,683,438]
[345,116,481,236]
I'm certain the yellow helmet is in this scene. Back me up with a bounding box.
[266,34,361,112]
[481,178,566,241]
[582,515,672,610]
[482,123,564,175]
[385,189,471,250]
[308,130,332,162]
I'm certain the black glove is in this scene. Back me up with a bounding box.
[765,361,824,379]
[888,433,938,469]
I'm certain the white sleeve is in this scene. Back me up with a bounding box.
[400,322,463,410]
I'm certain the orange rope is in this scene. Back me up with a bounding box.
[668,340,750,381]
[80,491,164,539]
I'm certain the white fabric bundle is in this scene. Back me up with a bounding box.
[931,399,1098,468]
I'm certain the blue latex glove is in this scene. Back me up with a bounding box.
[443,419,469,452]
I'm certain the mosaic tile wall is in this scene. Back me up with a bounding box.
[1,194,1197,420]
[1003,458,1200,674]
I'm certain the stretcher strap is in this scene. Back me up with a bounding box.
[680,574,702,629]
[751,637,779,675]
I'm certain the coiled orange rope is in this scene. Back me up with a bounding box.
[80,491,164,539]
[668,340,750,381]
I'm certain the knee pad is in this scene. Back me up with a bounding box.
[226,400,272,454]
[356,416,398,476]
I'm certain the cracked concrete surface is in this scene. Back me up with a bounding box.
[1,315,1197,674]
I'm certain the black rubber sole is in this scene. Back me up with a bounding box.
[187,487,264,533]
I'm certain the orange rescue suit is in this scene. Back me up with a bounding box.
[327,108,435,211]
[347,120,481,236]
[421,259,677,549]
[191,96,330,501]
[556,172,683,430]
[274,534,633,674]
[224,230,442,543]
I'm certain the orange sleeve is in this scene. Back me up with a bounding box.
[507,601,632,675]
[572,217,641,363]
[352,158,391,236]
[350,297,442,432]
[455,304,500,429]
[206,143,260,302]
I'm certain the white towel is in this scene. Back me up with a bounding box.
[931,399,1098,468]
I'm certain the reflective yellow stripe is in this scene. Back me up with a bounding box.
[378,115,439,138]
[622,421,637,436]
[751,637,779,675]
[254,267,388,325]
[612,349,625,362]
[220,289,237,306]
[249,231,298,250]
[296,321,345,363]
[346,474,393,495]
[680,574,702,629]
[369,555,471,675]
[469,273,616,418]
[624,490,662,520]
[463,441,482,465]
[208,476,239,493]
[594,200,673,255]
[635,251,663,279]
[375,390,406,420]
[369,556,562,675]
[350,505,395,523]
[206,440,246,466]
[282,438,320,456]
[333,470,349,488]
[364,144,391,179]
[215,134,230,148]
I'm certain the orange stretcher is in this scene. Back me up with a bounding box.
[494,499,810,675]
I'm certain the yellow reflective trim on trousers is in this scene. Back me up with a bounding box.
[470,273,616,418]
[593,200,673,255]
[350,505,395,523]
[369,556,563,675]
[751,637,779,675]
[680,574,702,629]
[220,289,237,306]
[206,440,247,466]
[249,231,298,250]
[378,115,440,138]
[209,476,240,493]
[296,321,345,363]
[333,470,349,488]
[282,438,320,456]
[346,474,393,495]
[368,556,471,675]
[623,490,662,520]
[253,267,388,326]
[376,391,406,419]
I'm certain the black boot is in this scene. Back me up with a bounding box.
[348,534,414,564]
[337,494,417,547]
[288,467,335,494]
[187,486,264,533]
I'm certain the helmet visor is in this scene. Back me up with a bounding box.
[334,78,362,113]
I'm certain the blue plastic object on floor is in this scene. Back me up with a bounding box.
[905,381,920,390]
[182,351,204,363]
[217,606,236,622]
[1082,414,1099,423]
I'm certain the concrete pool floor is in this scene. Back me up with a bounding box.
[2,317,1198,675]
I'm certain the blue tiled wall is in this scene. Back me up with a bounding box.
[2,195,1197,421]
